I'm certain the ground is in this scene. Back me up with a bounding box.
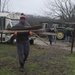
[34,38,74,51]
[0,40,75,75]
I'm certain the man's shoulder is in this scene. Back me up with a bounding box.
[25,21,30,26]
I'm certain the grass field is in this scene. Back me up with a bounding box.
[0,44,75,75]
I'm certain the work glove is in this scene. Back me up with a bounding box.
[29,31,33,36]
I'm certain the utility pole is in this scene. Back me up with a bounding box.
[0,0,1,12]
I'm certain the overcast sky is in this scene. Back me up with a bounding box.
[10,0,46,16]
[6,0,75,16]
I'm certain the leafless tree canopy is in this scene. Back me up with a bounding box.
[45,0,75,22]
[1,0,10,12]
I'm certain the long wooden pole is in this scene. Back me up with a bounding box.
[33,32,49,46]
[0,30,43,33]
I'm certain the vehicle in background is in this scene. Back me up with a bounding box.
[0,13,35,45]
[41,22,74,40]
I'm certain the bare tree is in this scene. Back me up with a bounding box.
[45,0,75,22]
[1,0,10,12]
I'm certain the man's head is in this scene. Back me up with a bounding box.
[20,13,26,23]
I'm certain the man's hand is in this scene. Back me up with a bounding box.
[14,31,17,36]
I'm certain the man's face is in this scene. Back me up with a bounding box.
[20,19,25,24]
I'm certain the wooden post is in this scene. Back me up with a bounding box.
[71,28,75,53]
[33,32,49,46]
